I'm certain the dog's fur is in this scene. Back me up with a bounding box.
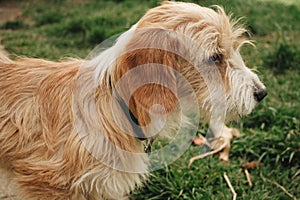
[0,2,266,199]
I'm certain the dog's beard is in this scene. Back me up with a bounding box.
[225,67,260,119]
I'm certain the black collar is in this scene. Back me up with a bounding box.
[109,77,152,153]
[116,96,152,153]
[116,95,147,141]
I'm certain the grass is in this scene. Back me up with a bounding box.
[1,0,299,199]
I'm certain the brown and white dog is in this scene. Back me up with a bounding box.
[0,1,266,199]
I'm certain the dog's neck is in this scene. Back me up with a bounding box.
[82,23,154,153]
[108,76,152,153]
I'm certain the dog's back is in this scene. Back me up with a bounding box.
[0,54,85,199]
[0,52,148,200]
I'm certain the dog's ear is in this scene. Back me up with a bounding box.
[114,28,182,127]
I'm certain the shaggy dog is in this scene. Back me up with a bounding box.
[0,1,266,199]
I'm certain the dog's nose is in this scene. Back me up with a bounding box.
[254,88,267,102]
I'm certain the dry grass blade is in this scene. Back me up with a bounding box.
[224,172,237,200]
[244,169,253,187]
[260,173,297,200]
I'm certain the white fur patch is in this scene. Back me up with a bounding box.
[83,24,138,83]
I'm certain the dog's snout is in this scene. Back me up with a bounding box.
[254,88,267,102]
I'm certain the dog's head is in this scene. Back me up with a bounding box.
[110,2,266,136]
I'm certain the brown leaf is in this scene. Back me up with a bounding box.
[241,161,262,169]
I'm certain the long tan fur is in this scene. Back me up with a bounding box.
[0,56,147,199]
[0,2,266,199]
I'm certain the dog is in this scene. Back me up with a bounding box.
[0,1,267,199]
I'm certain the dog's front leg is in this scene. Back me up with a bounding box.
[209,124,240,162]
[188,123,240,167]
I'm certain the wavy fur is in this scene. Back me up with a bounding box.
[0,2,266,199]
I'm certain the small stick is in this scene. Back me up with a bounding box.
[224,172,237,200]
[188,141,227,168]
[244,169,253,187]
[260,173,297,200]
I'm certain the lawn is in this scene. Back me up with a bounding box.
[0,0,299,199]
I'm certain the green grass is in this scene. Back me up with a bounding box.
[1,0,299,199]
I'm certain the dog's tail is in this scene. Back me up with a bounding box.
[0,46,11,63]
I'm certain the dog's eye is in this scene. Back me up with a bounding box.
[208,54,222,64]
